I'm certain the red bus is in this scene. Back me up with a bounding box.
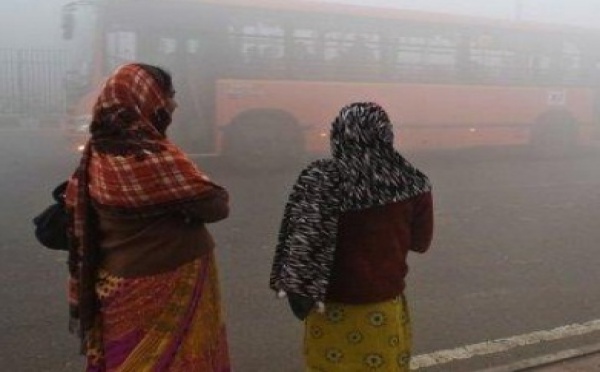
[61,0,600,166]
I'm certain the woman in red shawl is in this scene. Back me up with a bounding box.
[65,63,231,371]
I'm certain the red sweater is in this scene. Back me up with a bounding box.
[326,192,434,304]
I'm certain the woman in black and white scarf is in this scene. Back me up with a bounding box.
[270,102,434,371]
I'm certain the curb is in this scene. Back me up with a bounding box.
[478,342,600,371]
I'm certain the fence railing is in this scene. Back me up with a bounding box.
[0,49,67,127]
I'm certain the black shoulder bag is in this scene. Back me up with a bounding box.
[33,181,69,251]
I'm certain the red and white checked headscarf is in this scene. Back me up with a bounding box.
[65,63,220,341]
[68,63,218,206]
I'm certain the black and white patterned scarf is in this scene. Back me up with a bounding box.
[270,102,431,316]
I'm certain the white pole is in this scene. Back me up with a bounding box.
[515,0,524,21]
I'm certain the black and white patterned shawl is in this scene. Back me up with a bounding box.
[270,102,432,309]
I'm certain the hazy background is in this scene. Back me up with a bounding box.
[3,1,600,371]
[1,0,599,49]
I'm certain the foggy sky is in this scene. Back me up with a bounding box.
[315,0,600,26]
[0,0,599,49]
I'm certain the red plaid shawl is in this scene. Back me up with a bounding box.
[65,64,220,341]
[87,144,214,208]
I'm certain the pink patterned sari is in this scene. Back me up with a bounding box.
[86,251,230,372]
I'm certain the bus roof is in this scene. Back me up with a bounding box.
[121,0,600,36]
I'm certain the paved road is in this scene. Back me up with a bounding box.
[2,130,600,371]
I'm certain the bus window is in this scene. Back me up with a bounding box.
[186,39,200,55]
[421,34,457,81]
[324,32,352,62]
[562,40,582,83]
[289,29,320,78]
[154,37,180,67]
[394,28,457,83]
[469,32,517,83]
[159,38,178,55]
[106,31,137,73]
[395,36,427,79]
[343,33,381,77]
[322,32,378,81]
[227,13,286,78]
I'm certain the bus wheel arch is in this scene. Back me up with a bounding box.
[222,109,305,170]
[530,109,579,158]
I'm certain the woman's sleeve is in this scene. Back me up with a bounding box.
[180,187,230,223]
[410,192,434,253]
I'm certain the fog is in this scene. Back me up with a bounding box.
[1,0,600,49]
[315,0,600,27]
[2,1,600,372]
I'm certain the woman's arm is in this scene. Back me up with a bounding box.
[181,187,230,224]
[410,192,434,253]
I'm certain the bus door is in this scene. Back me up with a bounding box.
[135,30,217,154]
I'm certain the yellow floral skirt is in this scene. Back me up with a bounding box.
[304,295,411,372]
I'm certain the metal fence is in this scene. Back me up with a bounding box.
[0,49,67,127]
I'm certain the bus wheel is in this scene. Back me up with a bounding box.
[530,111,578,158]
[222,110,305,171]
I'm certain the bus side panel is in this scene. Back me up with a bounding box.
[216,79,596,153]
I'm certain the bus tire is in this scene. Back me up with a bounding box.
[222,109,305,171]
[529,110,578,158]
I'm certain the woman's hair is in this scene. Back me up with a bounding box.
[136,63,173,95]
